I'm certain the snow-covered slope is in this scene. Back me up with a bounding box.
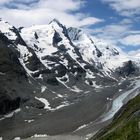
[0,18,139,88]
[0,18,139,92]
[20,20,134,77]
[67,27,130,71]
[0,18,137,78]
[0,18,17,40]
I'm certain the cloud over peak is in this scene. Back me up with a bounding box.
[0,0,103,27]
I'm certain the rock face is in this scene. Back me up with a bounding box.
[0,19,140,139]
[0,34,24,115]
[117,60,139,77]
[0,96,20,115]
[0,21,39,115]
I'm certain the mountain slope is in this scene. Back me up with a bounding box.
[91,93,140,140]
[0,18,140,140]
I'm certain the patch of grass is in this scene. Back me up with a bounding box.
[91,94,140,140]
[99,118,140,140]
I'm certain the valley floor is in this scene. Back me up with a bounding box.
[22,135,85,140]
[1,78,140,140]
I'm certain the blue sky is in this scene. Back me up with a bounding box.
[0,0,140,52]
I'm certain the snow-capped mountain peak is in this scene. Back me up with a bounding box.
[0,18,17,40]
[49,18,63,26]
[16,20,137,78]
[0,18,139,81]
[67,26,130,71]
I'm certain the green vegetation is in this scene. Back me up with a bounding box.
[91,94,140,140]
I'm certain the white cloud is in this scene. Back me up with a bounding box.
[128,49,140,59]
[92,23,131,44]
[36,0,84,11]
[0,0,36,5]
[0,0,12,4]
[102,0,140,16]
[120,34,140,46]
[90,19,140,50]
[0,0,103,27]
[119,18,133,25]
